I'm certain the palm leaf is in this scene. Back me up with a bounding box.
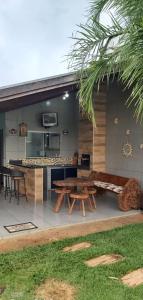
[68,0,143,122]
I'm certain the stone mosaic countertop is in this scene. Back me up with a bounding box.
[9,160,77,169]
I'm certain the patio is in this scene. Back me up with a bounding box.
[0,73,142,243]
[0,190,139,238]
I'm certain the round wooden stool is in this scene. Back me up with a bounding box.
[69,192,93,217]
[54,188,72,212]
[87,188,96,209]
[55,188,71,194]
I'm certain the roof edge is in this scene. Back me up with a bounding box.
[0,71,79,101]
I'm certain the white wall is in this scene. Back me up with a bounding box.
[5,93,79,163]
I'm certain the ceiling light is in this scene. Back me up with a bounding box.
[46,101,51,106]
[62,91,69,100]
[65,91,69,98]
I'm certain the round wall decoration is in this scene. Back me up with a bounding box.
[122,142,133,157]
[9,128,17,135]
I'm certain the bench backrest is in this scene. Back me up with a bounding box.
[89,171,129,186]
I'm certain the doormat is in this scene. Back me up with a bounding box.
[4,222,38,233]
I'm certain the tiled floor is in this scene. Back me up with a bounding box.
[0,190,139,237]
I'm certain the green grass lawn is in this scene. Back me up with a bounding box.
[1,223,143,300]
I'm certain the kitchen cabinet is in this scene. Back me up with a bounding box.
[50,166,77,189]
[51,168,65,188]
[65,167,77,179]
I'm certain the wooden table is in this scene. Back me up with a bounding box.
[53,177,94,212]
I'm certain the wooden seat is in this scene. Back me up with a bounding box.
[88,171,141,211]
[12,176,24,180]
[88,188,96,195]
[70,193,88,200]
[10,170,27,204]
[87,188,96,209]
[55,188,71,194]
[54,188,72,212]
[69,192,93,217]
[0,166,11,199]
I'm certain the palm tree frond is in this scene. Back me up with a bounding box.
[68,0,143,122]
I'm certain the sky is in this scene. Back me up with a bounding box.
[0,0,88,87]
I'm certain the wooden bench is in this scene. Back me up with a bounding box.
[88,171,141,211]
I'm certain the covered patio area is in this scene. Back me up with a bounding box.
[0,73,142,240]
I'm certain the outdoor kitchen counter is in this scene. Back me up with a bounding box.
[11,164,43,203]
[10,162,77,202]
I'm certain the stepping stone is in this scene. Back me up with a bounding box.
[85,254,123,267]
[35,279,75,300]
[121,268,143,287]
[0,286,5,295]
[63,242,91,252]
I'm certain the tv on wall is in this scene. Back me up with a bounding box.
[42,113,58,127]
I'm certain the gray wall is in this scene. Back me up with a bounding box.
[5,92,79,162]
[0,113,5,129]
[106,80,143,185]
[0,113,5,164]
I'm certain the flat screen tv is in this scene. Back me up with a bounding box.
[42,113,58,127]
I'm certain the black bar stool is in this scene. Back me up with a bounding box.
[0,166,11,199]
[10,170,27,204]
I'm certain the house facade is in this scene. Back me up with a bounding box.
[0,72,143,188]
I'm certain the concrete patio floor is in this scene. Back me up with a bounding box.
[0,213,143,253]
[0,190,140,238]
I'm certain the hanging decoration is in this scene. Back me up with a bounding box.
[122,143,133,157]
[114,117,119,124]
[122,129,133,157]
[19,122,28,137]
